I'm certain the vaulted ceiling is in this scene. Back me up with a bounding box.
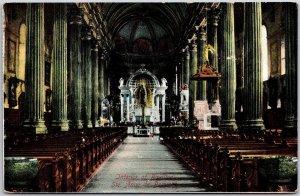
[102,3,188,40]
[79,3,220,95]
[93,3,219,58]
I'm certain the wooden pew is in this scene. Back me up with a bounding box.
[5,127,128,192]
[160,127,297,192]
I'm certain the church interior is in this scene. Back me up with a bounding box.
[3,2,298,193]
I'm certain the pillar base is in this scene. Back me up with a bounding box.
[211,99,221,114]
[84,121,93,128]
[70,120,83,129]
[219,119,237,132]
[51,120,69,132]
[23,120,47,134]
[194,100,209,120]
[283,118,297,136]
[93,120,100,128]
[241,119,265,134]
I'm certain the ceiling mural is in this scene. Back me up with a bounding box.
[133,38,153,55]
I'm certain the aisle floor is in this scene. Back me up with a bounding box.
[81,136,209,193]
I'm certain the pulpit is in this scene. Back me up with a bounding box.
[192,63,222,130]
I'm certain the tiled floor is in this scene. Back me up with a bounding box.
[81,136,209,193]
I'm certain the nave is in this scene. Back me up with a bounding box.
[81,136,209,193]
[4,126,297,193]
[3,2,298,193]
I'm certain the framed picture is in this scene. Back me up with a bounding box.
[7,39,16,73]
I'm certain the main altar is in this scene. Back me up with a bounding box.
[119,66,168,124]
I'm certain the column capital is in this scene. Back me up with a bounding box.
[196,27,206,41]
[91,39,99,51]
[100,49,108,59]
[211,15,219,27]
[82,26,92,40]
[209,7,220,27]
[68,7,83,25]
[185,46,190,58]
[189,39,197,51]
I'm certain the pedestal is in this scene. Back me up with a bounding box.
[194,100,209,130]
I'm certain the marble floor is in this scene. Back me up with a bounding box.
[81,136,209,193]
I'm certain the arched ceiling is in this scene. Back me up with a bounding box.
[80,2,219,71]
[81,3,219,55]
[100,3,220,51]
[101,3,188,40]
[78,2,220,94]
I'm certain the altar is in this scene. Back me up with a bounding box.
[119,65,168,124]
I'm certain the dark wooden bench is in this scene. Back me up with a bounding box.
[5,127,127,192]
[160,127,297,192]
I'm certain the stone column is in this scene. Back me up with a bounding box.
[158,95,162,122]
[99,50,106,118]
[162,94,166,122]
[181,54,185,89]
[283,3,297,135]
[107,76,111,95]
[91,40,99,127]
[104,58,109,95]
[126,95,130,122]
[23,3,47,134]
[81,26,93,128]
[51,4,69,131]
[175,65,178,95]
[120,94,124,122]
[219,3,237,132]
[242,3,265,132]
[184,47,190,88]
[197,27,207,100]
[211,9,219,72]
[211,9,220,102]
[178,61,181,91]
[68,7,83,129]
[189,40,197,125]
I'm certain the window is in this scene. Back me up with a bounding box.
[261,25,270,81]
[261,25,269,81]
[18,23,26,81]
[280,35,285,75]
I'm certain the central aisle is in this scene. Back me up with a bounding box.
[81,136,209,193]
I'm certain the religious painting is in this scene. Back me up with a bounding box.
[134,78,153,108]
[7,39,16,73]
[132,38,153,54]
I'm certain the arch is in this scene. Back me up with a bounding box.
[126,67,160,86]
[18,22,26,81]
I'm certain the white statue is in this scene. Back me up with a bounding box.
[119,78,124,87]
[161,78,167,87]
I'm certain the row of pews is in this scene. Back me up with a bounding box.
[160,127,297,192]
[4,127,127,192]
